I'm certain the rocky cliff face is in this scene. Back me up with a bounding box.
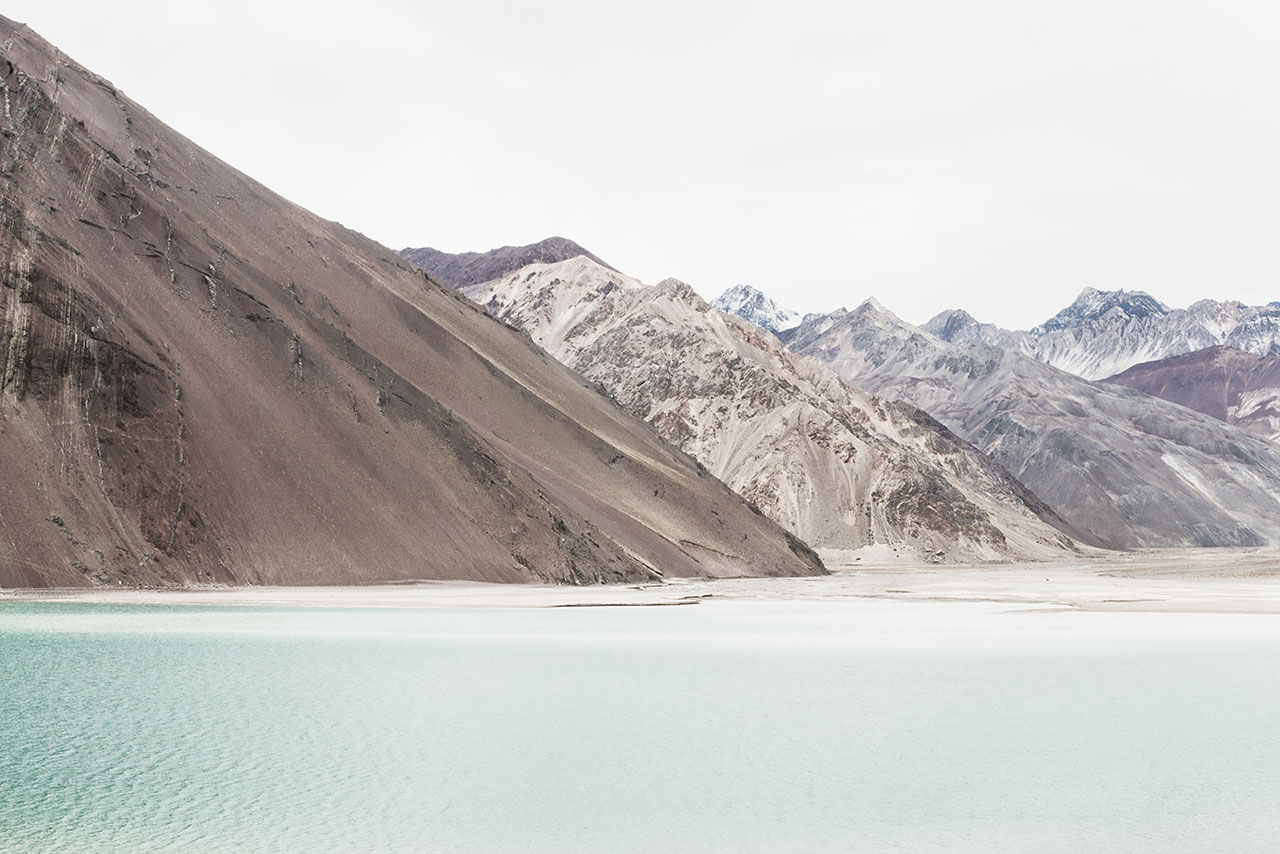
[0,18,822,587]
[461,257,1091,564]
[1106,346,1280,442]
[791,300,1280,549]
[925,288,1280,380]
[398,237,615,290]
[711,285,799,334]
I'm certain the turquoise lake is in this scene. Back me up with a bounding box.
[1,599,1278,852]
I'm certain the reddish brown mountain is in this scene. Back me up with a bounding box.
[398,237,615,290]
[1105,346,1280,442]
[0,18,821,587]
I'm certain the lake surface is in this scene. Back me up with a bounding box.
[2,599,1278,853]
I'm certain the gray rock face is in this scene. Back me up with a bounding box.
[923,309,1035,355]
[925,289,1280,380]
[466,257,1091,564]
[789,300,1280,549]
[1106,346,1280,442]
[1036,288,1171,333]
[0,18,823,587]
[398,237,614,289]
[711,285,800,334]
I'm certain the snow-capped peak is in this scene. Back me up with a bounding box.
[1016,289,1280,380]
[711,284,800,334]
[1035,288,1170,334]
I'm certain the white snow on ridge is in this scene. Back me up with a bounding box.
[712,284,800,334]
[926,288,1280,380]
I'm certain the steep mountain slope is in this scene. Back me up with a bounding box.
[1106,346,1280,442]
[712,285,799,333]
[789,300,1280,549]
[398,237,615,290]
[0,18,822,587]
[925,288,1280,380]
[462,257,1091,564]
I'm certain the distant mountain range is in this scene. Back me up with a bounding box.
[406,238,1280,553]
[785,300,1280,549]
[406,247,1094,563]
[924,288,1280,380]
[0,19,821,587]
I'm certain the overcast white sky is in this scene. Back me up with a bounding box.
[11,1,1280,327]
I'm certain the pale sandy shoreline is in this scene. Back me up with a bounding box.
[3,548,1280,614]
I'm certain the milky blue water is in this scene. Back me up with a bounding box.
[2,600,1279,853]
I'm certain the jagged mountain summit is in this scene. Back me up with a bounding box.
[1037,287,1171,332]
[711,285,800,334]
[922,309,1035,355]
[397,237,615,290]
[925,288,1280,380]
[0,18,823,587]
[455,255,1093,564]
[1106,346,1280,443]
[788,299,1280,549]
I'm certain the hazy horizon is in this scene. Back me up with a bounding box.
[15,1,1279,328]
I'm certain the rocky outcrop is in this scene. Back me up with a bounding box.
[0,18,823,587]
[464,257,1092,564]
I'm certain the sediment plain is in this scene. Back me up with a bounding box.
[9,548,1280,614]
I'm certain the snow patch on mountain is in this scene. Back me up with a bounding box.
[712,285,800,334]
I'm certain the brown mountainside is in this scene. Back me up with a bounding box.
[0,18,821,587]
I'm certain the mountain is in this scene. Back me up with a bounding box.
[1036,287,1171,333]
[925,288,1280,380]
[711,285,800,333]
[0,18,823,587]
[922,309,1033,354]
[788,300,1280,549]
[1106,346,1280,442]
[398,237,615,290]
[463,257,1093,564]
